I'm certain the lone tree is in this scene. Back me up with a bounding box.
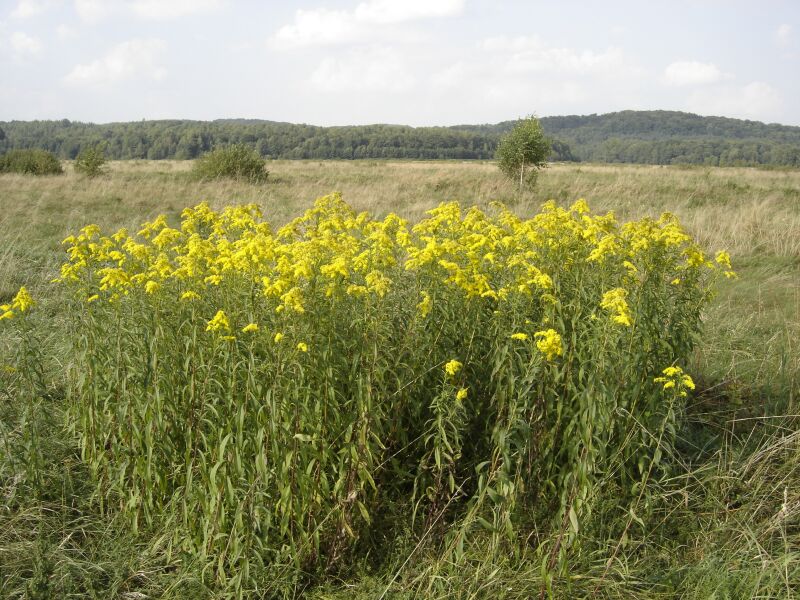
[74,144,107,178]
[496,115,551,190]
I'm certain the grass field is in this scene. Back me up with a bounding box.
[1,160,798,599]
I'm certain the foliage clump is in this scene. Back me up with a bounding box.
[74,144,107,178]
[53,194,733,593]
[192,143,268,182]
[496,115,551,189]
[0,148,63,175]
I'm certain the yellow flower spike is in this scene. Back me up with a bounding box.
[414,291,432,317]
[180,291,200,301]
[242,323,259,333]
[715,250,732,270]
[444,359,463,377]
[456,387,468,401]
[297,342,308,353]
[511,332,529,341]
[274,332,284,343]
[144,280,160,294]
[600,288,633,327]
[87,294,100,303]
[12,287,34,312]
[0,310,14,321]
[206,310,230,332]
[534,329,563,361]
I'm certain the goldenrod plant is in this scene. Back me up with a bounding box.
[44,193,733,591]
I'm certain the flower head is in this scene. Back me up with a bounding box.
[444,359,463,377]
[206,310,230,332]
[534,329,563,361]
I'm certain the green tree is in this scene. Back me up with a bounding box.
[496,115,551,190]
[74,144,107,177]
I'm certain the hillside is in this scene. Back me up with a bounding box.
[1,110,799,166]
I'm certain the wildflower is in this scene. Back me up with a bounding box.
[417,291,432,318]
[297,342,308,352]
[444,359,463,377]
[511,332,529,341]
[600,288,632,327]
[456,387,468,401]
[274,332,284,343]
[654,365,695,397]
[206,310,230,332]
[242,323,259,333]
[12,287,34,312]
[534,329,563,361]
[0,309,13,321]
[144,280,160,294]
[181,291,200,301]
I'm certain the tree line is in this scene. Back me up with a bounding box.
[1,110,799,166]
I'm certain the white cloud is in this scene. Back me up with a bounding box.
[272,0,464,48]
[64,38,167,86]
[310,46,415,92]
[481,36,631,75]
[56,23,77,39]
[74,0,224,22]
[11,0,48,18]
[688,81,783,121]
[74,0,110,21]
[776,24,792,47]
[129,0,224,20]
[663,60,728,86]
[273,9,359,48]
[10,31,43,56]
[353,0,463,24]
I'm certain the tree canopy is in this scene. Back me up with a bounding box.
[1,111,799,166]
[495,116,551,188]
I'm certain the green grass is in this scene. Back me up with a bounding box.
[1,161,798,598]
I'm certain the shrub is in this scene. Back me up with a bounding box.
[192,144,268,182]
[0,149,63,175]
[56,195,732,592]
[74,144,107,178]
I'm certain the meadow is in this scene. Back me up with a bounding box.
[1,160,798,599]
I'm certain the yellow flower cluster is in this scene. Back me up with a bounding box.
[56,194,727,345]
[534,329,564,361]
[654,365,696,397]
[600,288,633,327]
[444,359,463,377]
[0,286,35,321]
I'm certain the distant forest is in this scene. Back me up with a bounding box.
[1,110,799,166]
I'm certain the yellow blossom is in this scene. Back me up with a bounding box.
[242,323,259,333]
[297,342,308,352]
[456,387,468,401]
[444,359,463,377]
[534,329,563,361]
[206,310,230,332]
[511,332,529,341]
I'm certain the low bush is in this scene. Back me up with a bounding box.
[0,149,63,175]
[192,144,268,182]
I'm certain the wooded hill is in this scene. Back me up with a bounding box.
[1,110,799,166]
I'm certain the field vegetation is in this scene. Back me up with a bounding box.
[0,160,798,598]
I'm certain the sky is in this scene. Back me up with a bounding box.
[1,0,798,126]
